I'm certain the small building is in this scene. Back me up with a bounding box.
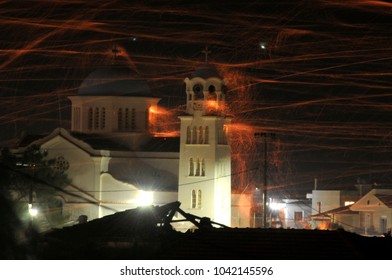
[350,188,392,236]
[282,198,312,229]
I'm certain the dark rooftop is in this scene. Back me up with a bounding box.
[38,202,392,260]
[375,194,392,208]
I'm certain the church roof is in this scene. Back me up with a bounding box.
[77,65,154,97]
[15,134,45,148]
[190,63,222,79]
[70,132,132,151]
[143,137,180,152]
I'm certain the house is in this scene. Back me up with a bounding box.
[282,198,312,229]
[307,184,362,231]
[308,185,392,235]
[350,188,392,235]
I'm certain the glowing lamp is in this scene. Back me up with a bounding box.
[28,204,38,217]
[137,191,154,206]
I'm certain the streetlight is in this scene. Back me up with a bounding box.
[28,203,38,217]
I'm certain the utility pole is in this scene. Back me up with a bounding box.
[254,132,275,228]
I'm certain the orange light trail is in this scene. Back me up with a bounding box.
[1,0,391,198]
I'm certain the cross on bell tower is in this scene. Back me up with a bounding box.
[111,44,121,62]
[202,46,211,64]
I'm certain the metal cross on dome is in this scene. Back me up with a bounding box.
[202,46,211,63]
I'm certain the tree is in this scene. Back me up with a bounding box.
[0,145,71,232]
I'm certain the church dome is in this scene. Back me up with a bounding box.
[190,64,222,79]
[78,66,152,96]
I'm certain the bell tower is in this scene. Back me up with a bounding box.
[178,60,232,227]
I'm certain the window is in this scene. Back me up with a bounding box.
[198,126,203,144]
[218,126,229,144]
[195,158,201,176]
[193,84,204,100]
[88,108,93,129]
[54,156,69,173]
[100,108,106,129]
[94,107,99,129]
[380,217,388,234]
[191,190,197,208]
[207,85,217,101]
[223,125,229,144]
[294,211,303,222]
[189,157,205,177]
[204,126,209,144]
[145,109,149,130]
[191,189,202,209]
[208,85,215,94]
[197,190,202,208]
[192,126,197,144]
[125,108,129,129]
[131,108,136,130]
[118,108,123,130]
[189,158,194,176]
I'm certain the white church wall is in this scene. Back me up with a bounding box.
[108,152,179,192]
[40,136,105,220]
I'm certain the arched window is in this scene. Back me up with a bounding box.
[191,190,197,208]
[118,108,123,130]
[204,126,209,144]
[223,125,229,144]
[189,158,194,176]
[193,84,204,100]
[195,158,201,176]
[186,126,191,144]
[208,85,217,101]
[125,108,129,129]
[88,108,93,129]
[219,126,229,144]
[198,126,203,144]
[197,190,202,208]
[94,107,99,129]
[145,108,149,130]
[131,108,136,130]
[192,126,197,144]
[100,108,106,129]
[201,159,205,176]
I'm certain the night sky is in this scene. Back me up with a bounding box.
[1,0,392,197]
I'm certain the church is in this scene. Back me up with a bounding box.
[11,50,252,230]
